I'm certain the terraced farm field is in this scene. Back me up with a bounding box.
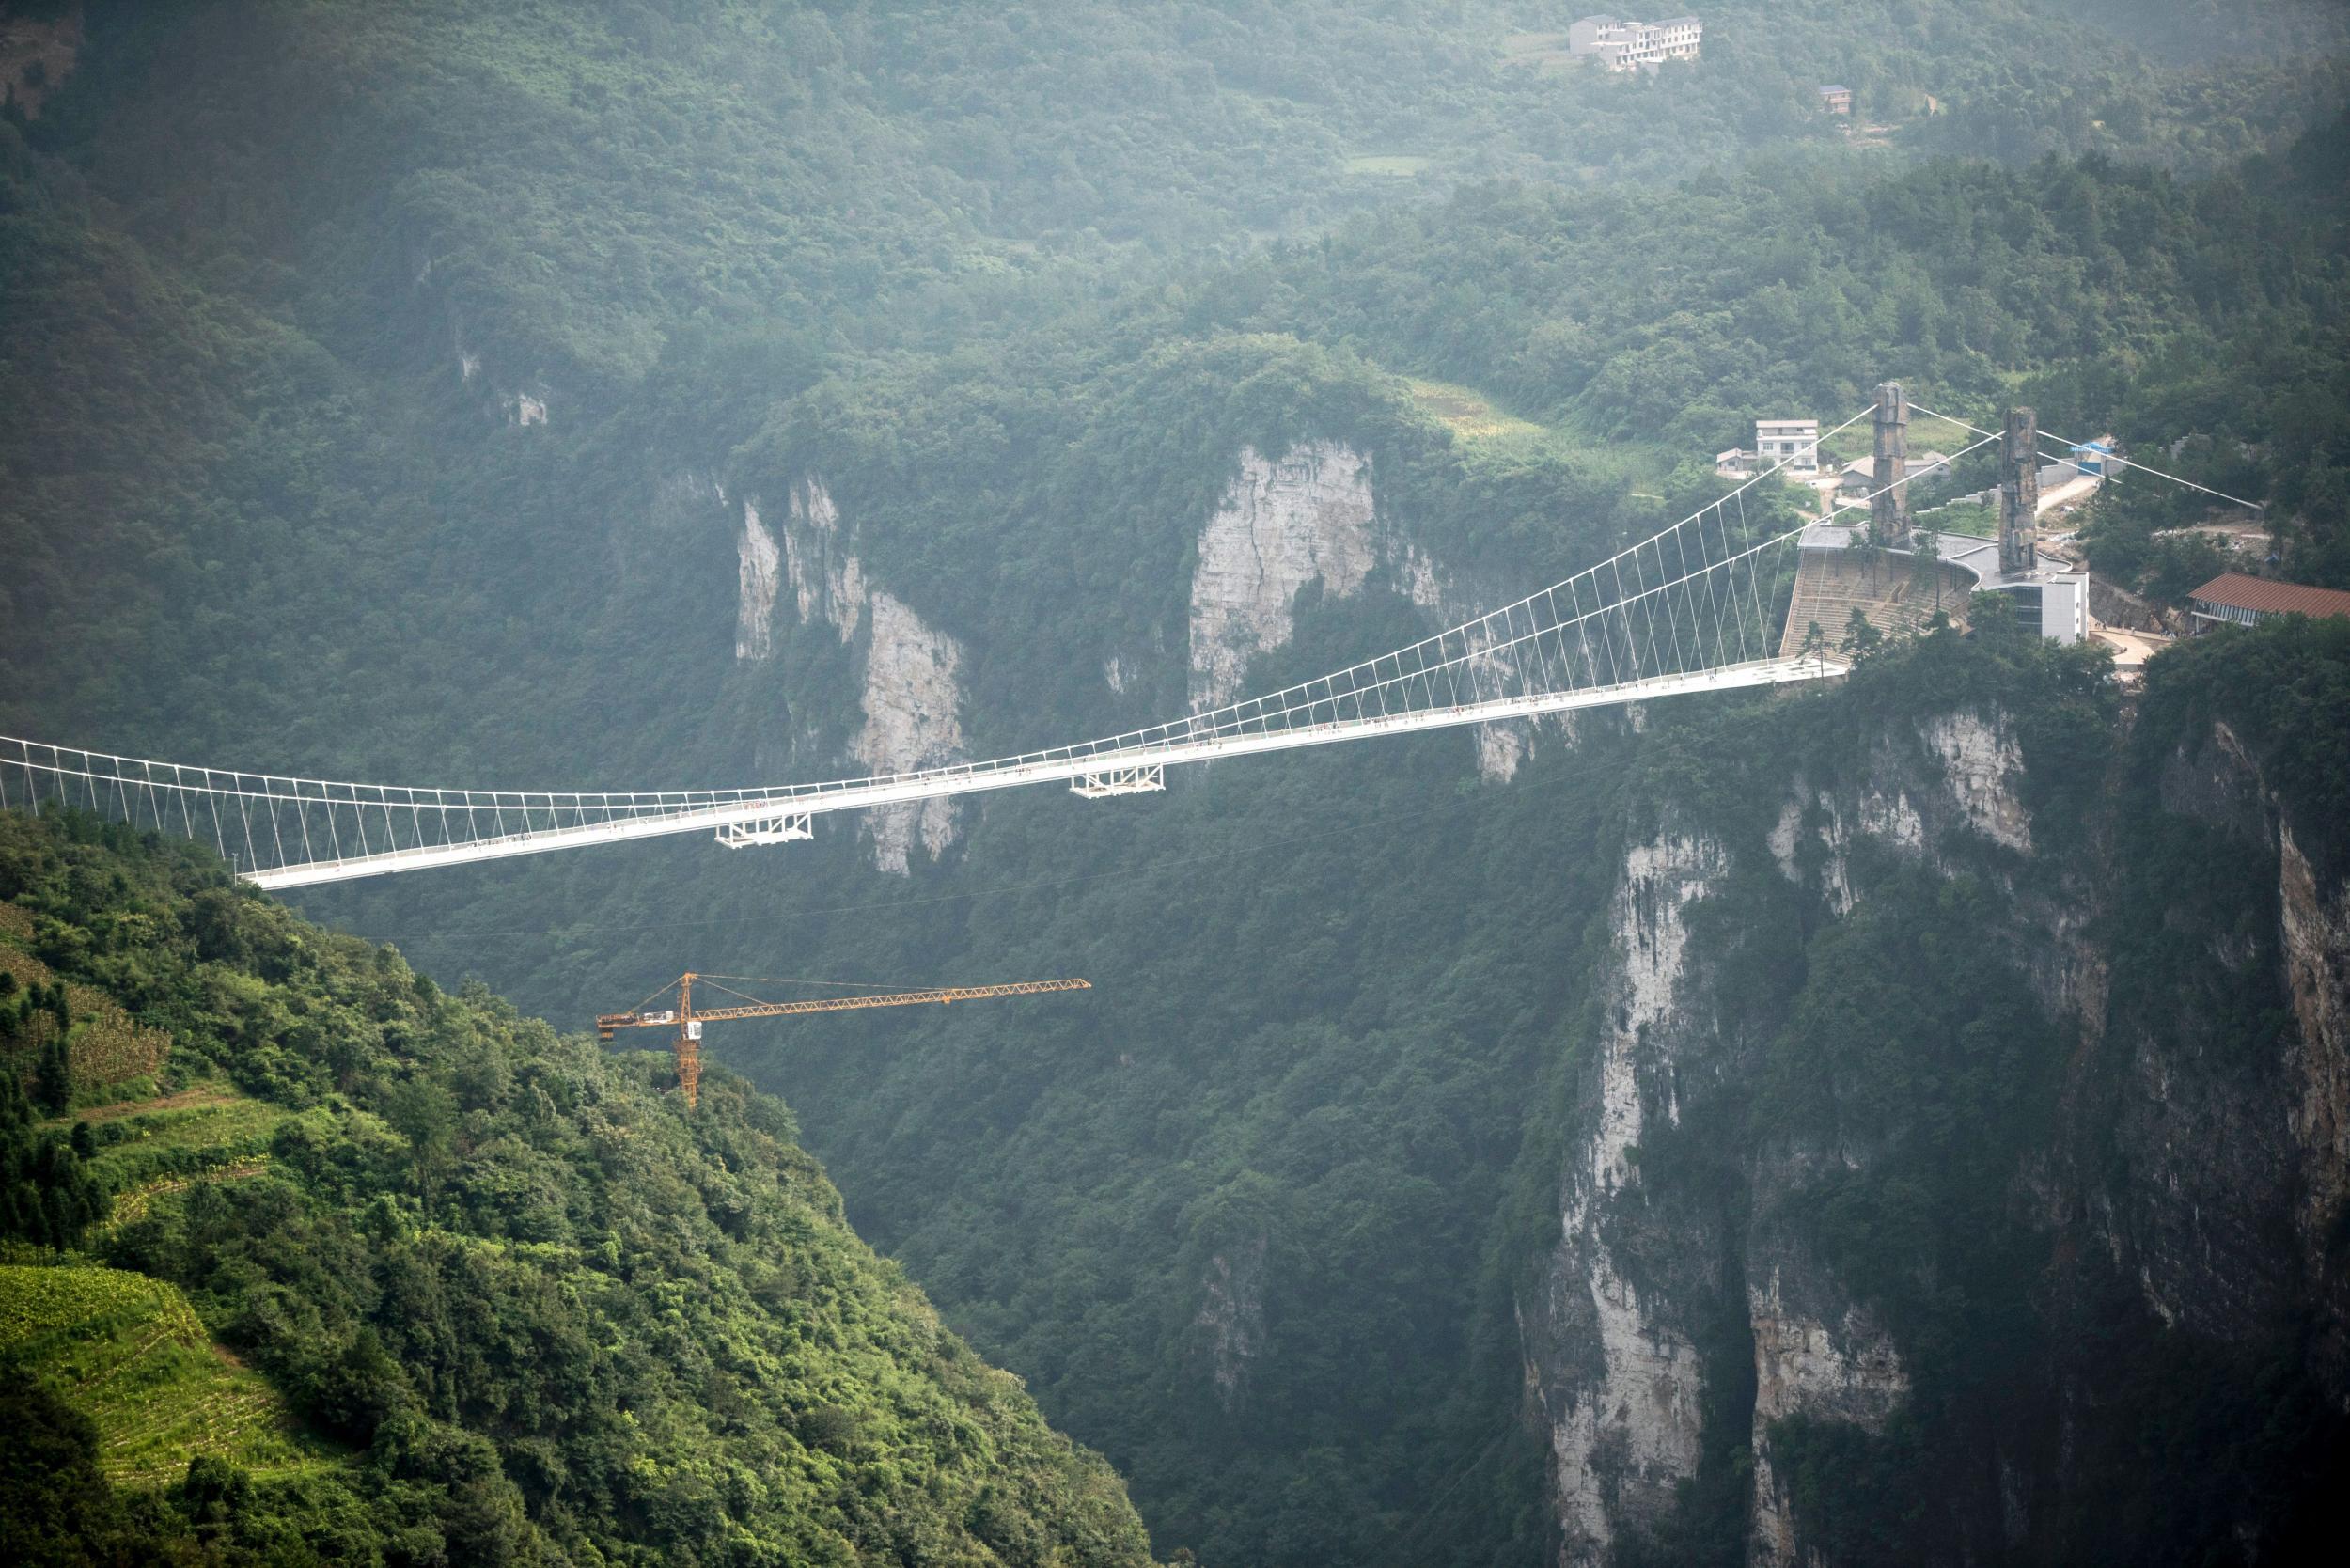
[0,1263,336,1487]
[78,1087,289,1192]
[0,940,172,1090]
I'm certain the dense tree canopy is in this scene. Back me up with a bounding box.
[4,2,2348,1562]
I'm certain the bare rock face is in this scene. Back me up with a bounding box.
[1193,1234,1270,1413]
[739,478,966,873]
[779,479,865,639]
[2116,720,2350,1342]
[1770,708,2036,915]
[1746,1245,1909,1565]
[1188,444,1379,710]
[1534,711,2030,1562]
[851,592,964,874]
[1528,697,2350,1562]
[1526,831,1727,1564]
[0,7,82,121]
[1922,712,2031,853]
[2280,820,2350,1279]
[736,497,782,662]
[1184,444,1538,781]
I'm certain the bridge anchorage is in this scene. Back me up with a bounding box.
[5,395,2245,889]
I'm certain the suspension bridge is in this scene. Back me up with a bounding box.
[0,395,2234,890]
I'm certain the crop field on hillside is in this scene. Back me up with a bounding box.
[80,1090,288,1192]
[0,1263,333,1487]
[0,938,174,1090]
[1405,378,1549,444]
[1818,409,1981,466]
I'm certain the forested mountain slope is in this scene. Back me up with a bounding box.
[0,815,1157,1566]
[6,3,2350,1564]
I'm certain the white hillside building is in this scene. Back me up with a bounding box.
[1566,15,1702,71]
[1755,417,1820,476]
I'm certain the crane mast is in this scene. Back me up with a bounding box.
[596,972,1090,1107]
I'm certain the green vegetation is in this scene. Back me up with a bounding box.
[0,814,1156,1565]
[1738,617,2350,1563]
[74,1090,287,1195]
[1248,133,2350,588]
[0,1262,329,1488]
[1343,154,1435,179]
[1817,411,1977,467]
[1919,499,1998,538]
[3,3,2349,1563]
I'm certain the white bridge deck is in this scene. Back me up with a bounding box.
[238,655,1838,887]
[0,399,2236,892]
[19,394,2104,892]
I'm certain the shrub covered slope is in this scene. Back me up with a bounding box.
[5,3,2350,1564]
[0,813,1155,1567]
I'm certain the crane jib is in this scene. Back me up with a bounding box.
[592,976,1091,1106]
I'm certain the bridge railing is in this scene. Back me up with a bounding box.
[1,409,1881,884]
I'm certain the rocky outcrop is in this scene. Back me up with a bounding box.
[849,593,964,873]
[737,498,782,662]
[2280,820,2350,1284]
[1535,711,2048,1563]
[1766,709,2035,916]
[1189,444,1379,710]
[2119,720,2350,1343]
[1746,1246,1908,1565]
[779,479,865,638]
[1528,698,2349,1563]
[1185,443,1539,781]
[1922,712,2030,854]
[742,478,966,873]
[1194,1235,1269,1413]
[0,5,81,121]
[1527,831,1727,1564]
[2087,573,2186,636]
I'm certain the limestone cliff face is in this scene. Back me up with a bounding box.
[1533,709,2038,1565]
[2111,719,2350,1343]
[850,593,964,874]
[0,5,82,121]
[738,478,966,873]
[1530,699,2350,1563]
[736,496,782,662]
[1184,444,1541,781]
[1745,1233,1909,1566]
[1193,1234,1270,1414]
[1188,444,1379,711]
[2280,819,2350,1299]
[1525,831,1726,1564]
[1766,708,2034,918]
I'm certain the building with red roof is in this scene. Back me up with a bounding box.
[2186,572,2350,632]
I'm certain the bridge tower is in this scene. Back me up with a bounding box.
[1998,407,2041,577]
[1870,381,1910,545]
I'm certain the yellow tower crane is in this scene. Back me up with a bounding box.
[596,972,1091,1107]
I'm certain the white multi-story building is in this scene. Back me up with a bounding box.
[1566,15,1703,71]
[1755,417,1820,475]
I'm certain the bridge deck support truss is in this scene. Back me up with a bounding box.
[1071,765,1166,799]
